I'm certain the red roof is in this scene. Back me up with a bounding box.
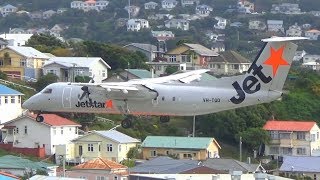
[0,171,19,179]
[73,157,127,170]
[29,113,80,126]
[263,120,317,132]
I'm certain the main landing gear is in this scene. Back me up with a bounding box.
[121,116,133,129]
[160,116,170,123]
[36,114,44,122]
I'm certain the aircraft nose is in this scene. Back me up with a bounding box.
[22,98,33,109]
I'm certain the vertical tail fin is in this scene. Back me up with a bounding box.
[230,37,307,105]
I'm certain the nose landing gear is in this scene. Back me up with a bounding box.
[36,114,44,122]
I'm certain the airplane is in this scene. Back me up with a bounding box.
[22,37,307,129]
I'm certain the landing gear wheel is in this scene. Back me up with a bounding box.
[160,116,170,123]
[121,118,132,129]
[36,115,44,122]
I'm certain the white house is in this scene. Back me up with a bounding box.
[305,29,320,40]
[151,30,175,39]
[267,20,284,32]
[70,0,109,12]
[181,0,200,7]
[0,34,33,46]
[144,2,158,10]
[43,57,111,83]
[286,23,302,37]
[42,10,56,19]
[1,113,81,155]
[303,54,320,63]
[124,5,140,17]
[9,28,26,34]
[0,4,18,17]
[214,17,227,30]
[249,20,266,31]
[161,0,178,10]
[271,3,301,14]
[165,19,189,31]
[0,85,23,124]
[127,19,149,31]
[302,62,320,71]
[293,50,307,61]
[237,0,254,14]
[195,5,213,17]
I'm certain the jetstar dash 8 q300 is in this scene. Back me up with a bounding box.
[22,37,307,128]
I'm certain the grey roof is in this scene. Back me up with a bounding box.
[7,46,49,59]
[209,51,250,64]
[280,156,320,173]
[184,43,219,57]
[95,130,141,143]
[130,156,199,174]
[44,57,111,69]
[2,4,17,9]
[203,158,260,173]
[0,39,7,45]
[124,43,160,52]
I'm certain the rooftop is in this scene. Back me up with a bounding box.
[280,156,320,172]
[126,69,158,78]
[0,84,23,95]
[183,43,219,57]
[6,46,49,59]
[73,157,127,170]
[0,155,56,170]
[209,50,250,63]
[44,57,111,69]
[95,130,140,143]
[263,120,317,132]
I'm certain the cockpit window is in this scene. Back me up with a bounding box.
[42,88,52,94]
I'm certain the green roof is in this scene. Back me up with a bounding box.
[142,136,215,149]
[200,73,217,81]
[0,155,56,170]
[126,69,158,78]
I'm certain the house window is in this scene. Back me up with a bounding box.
[269,147,279,154]
[88,144,94,152]
[10,96,15,103]
[297,148,306,155]
[16,127,19,134]
[269,131,279,139]
[107,144,113,152]
[234,64,239,69]
[282,147,292,155]
[46,69,57,75]
[311,134,316,142]
[20,59,26,67]
[61,127,64,135]
[217,64,221,69]
[53,127,56,135]
[96,176,105,180]
[18,96,21,103]
[317,132,319,140]
[297,132,305,140]
[102,70,106,77]
[150,150,156,157]
[24,126,27,134]
[75,127,78,134]
[169,55,176,62]
[119,145,121,152]
[4,96,8,103]
[181,55,191,62]
[280,133,291,139]
[0,60,3,66]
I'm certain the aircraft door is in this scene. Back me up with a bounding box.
[62,87,72,108]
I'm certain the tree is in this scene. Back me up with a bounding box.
[34,73,58,91]
[165,66,178,75]
[0,71,7,80]
[238,128,270,151]
[26,34,65,53]
[127,146,140,159]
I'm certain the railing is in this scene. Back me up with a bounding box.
[6,74,37,82]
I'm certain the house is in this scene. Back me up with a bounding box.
[0,33,33,46]
[302,61,320,71]
[56,130,140,163]
[141,136,221,160]
[263,120,320,159]
[211,42,225,53]
[0,46,50,80]
[62,157,128,180]
[165,43,218,69]
[124,43,162,62]
[126,19,149,31]
[165,19,189,30]
[1,114,81,156]
[302,54,320,63]
[151,30,175,40]
[280,156,320,179]
[230,22,243,28]
[42,10,56,19]
[286,23,302,37]
[148,13,174,20]
[9,28,26,34]
[50,24,67,35]
[161,0,178,10]
[271,3,301,14]
[293,50,307,61]
[105,69,158,82]
[208,51,251,75]
[0,85,23,124]
[124,5,140,17]
[0,155,58,177]
[30,175,83,180]
[144,1,158,10]
[267,20,284,32]
[305,29,320,40]
[43,57,111,83]
[70,0,109,11]
[181,0,200,7]
[214,17,227,30]
[0,39,7,49]
[28,11,43,19]
[249,20,266,31]
[0,4,18,17]
[195,5,213,17]
[237,0,255,14]
[0,171,19,180]
[57,8,68,14]
[147,61,187,76]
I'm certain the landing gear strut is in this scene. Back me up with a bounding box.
[36,114,44,122]
[121,116,133,129]
[160,116,170,123]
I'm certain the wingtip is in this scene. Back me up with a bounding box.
[262,36,309,42]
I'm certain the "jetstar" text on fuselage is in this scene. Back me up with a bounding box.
[75,100,105,108]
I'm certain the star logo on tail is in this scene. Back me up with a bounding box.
[263,46,289,77]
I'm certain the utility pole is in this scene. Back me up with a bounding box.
[128,0,131,19]
[192,116,196,137]
[240,136,242,162]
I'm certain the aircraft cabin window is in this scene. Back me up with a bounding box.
[162,96,165,101]
[172,97,176,101]
[42,88,52,94]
